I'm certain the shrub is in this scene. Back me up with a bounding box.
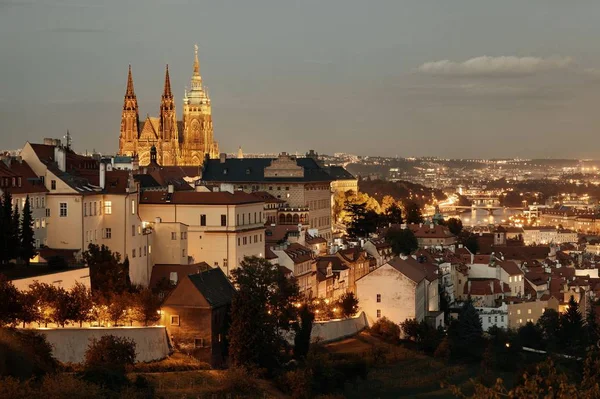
[84,335,136,371]
[370,317,400,342]
[0,328,58,380]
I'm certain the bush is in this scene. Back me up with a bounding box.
[84,335,136,371]
[370,317,400,343]
[0,328,58,380]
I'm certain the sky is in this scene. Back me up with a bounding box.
[1,0,600,159]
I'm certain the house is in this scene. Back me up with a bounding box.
[356,257,441,328]
[408,223,457,248]
[271,243,315,295]
[160,268,235,367]
[139,190,265,275]
[463,278,511,307]
[314,256,349,300]
[476,303,508,331]
[506,295,560,329]
[336,247,372,294]
[363,238,394,266]
[20,141,151,285]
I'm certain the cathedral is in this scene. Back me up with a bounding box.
[118,45,219,166]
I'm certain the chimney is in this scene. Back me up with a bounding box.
[219,153,227,163]
[168,184,174,194]
[154,217,162,224]
[99,162,106,189]
[54,146,66,172]
[467,280,472,293]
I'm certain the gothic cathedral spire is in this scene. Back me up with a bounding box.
[119,65,140,156]
[159,65,178,162]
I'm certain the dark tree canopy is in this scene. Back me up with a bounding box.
[385,203,403,225]
[449,300,484,361]
[20,196,36,264]
[404,201,424,225]
[338,292,359,318]
[446,218,463,236]
[228,256,300,372]
[83,244,130,294]
[386,228,419,256]
[344,201,382,238]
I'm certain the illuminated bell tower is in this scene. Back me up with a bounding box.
[182,44,218,165]
[119,65,140,156]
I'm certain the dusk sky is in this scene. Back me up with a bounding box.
[2,0,600,158]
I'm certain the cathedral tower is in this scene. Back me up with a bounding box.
[182,45,219,165]
[158,65,179,165]
[119,65,140,156]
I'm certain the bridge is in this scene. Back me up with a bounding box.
[440,204,524,215]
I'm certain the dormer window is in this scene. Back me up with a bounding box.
[223,168,228,175]
[246,168,251,175]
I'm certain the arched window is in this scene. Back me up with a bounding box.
[279,213,286,224]
[286,214,293,224]
[292,214,300,224]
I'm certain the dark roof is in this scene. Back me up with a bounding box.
[387,257,427,284]
[316,256,348,272]
[327,166,355,180]
[283,243,315,264]
[250,191,285,203]
[149,262,211,288]
[140,190,264,205]
[499,260,523,276]
[134,174,161,188]
[201,157,335,183]
[188,268,236,308]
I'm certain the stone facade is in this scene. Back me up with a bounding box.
[119,46,219,166]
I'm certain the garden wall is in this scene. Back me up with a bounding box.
[310,312,368,343]
[34,326,169,363]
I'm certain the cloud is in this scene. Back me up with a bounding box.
[417,56,574,77]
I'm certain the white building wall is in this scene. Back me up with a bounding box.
[356,264,418,326]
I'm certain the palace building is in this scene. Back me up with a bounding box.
[118,45,219,166]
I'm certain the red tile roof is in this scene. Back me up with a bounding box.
[499,260,523,276]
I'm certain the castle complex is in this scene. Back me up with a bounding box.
[118,45,219,166]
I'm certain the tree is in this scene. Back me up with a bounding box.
[449,300,484,362]
[108,291,132,327]
[83,244,129,294]
[0,275,23,327]
[228,256,300,371]
[560,295,585,354]
[537,308,560,351]
[385,202,403,225]
[20,196,35,264]
[0,190,18,264]
[133,288,161,326]
[51,286,71,327]
[400,318,420,340]
[68,282,93,328]
[463,233,479,255]
[370,317,400,342]
[385,228,418,256]
[446,218,463,236]
[404,201,423,225]
[338,292,359,318]
[518,321,543,349]
[293,305,314,360]
[586,303,599,348]
[28,282,58,328]
[344,201,382,238]
[84,335,136,371]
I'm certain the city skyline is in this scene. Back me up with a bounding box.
[2,1,600,158]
